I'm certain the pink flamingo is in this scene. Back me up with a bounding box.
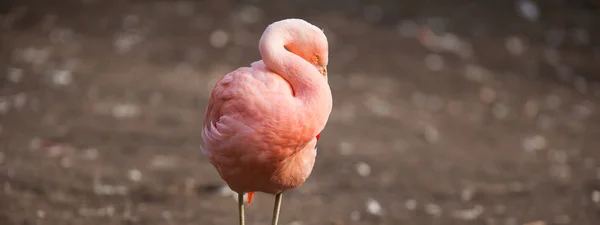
[201,18,332,225]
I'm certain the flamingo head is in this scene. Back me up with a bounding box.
[276,19,329,77]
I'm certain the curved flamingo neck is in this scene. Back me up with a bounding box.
[257,20,333,136]
[258,23,325,102]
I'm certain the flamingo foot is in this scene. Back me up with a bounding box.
[246,192,255,205]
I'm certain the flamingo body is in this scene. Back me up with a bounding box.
[201,19,332,199]
[202,61,322,194]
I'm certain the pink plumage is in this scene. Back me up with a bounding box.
[201,18,332,217]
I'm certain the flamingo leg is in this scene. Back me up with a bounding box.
[271,192,283,225]
[238,193,245,225]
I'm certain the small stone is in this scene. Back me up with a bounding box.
[94,184,129,196]
[505,36,525,56]
[397,20,419,38]
[523,100,539,118]
[49,28,74,44]
[338,141,354,155]
[238,5,263,24]
[209,30,229,48]
[183,178,198,196]
[547,149,568,164]
[7,68,24,83]
[122,15,140,30]
[465,64,492,83]
[424,203,442,217]
[549,164,570,181]
[150,155,178,169]
[161,211,172,220]
[350,210,361,221]
[365,96,392,117]
[492,103,510,120]
[423,125,440,144]
[460,187,476,202]
[573,103,593,119]
[3,182,12,194]
[82,148,99,160]
[13,93,27,110]
[51,69,73,86]
[103,206,116,217]
[480,86,497,103]
[517,0,539,22]
[0,98,10,115]
[355,162,371,177]
[451,205,483,221]
[404,199,417,210]
[112,103,139,119]
[128,169,142,182]
[29,137,43,150]
[522,135,547,152]
[365,198,382,215]
[439,33,460,52]
[60,157,72,168]
[114,33,142,54]
[37,210,45,219]
[418,29,439,51]
[591,190,600,203]
[425,54,444,71]
[20,46,51,65]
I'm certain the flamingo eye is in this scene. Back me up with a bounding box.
[314,55,319,63]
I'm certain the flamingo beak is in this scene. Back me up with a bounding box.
[318,66,327,77]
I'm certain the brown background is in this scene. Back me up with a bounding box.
[1,0,600,224]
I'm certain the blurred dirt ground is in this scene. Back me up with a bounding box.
[1,0,600,224]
